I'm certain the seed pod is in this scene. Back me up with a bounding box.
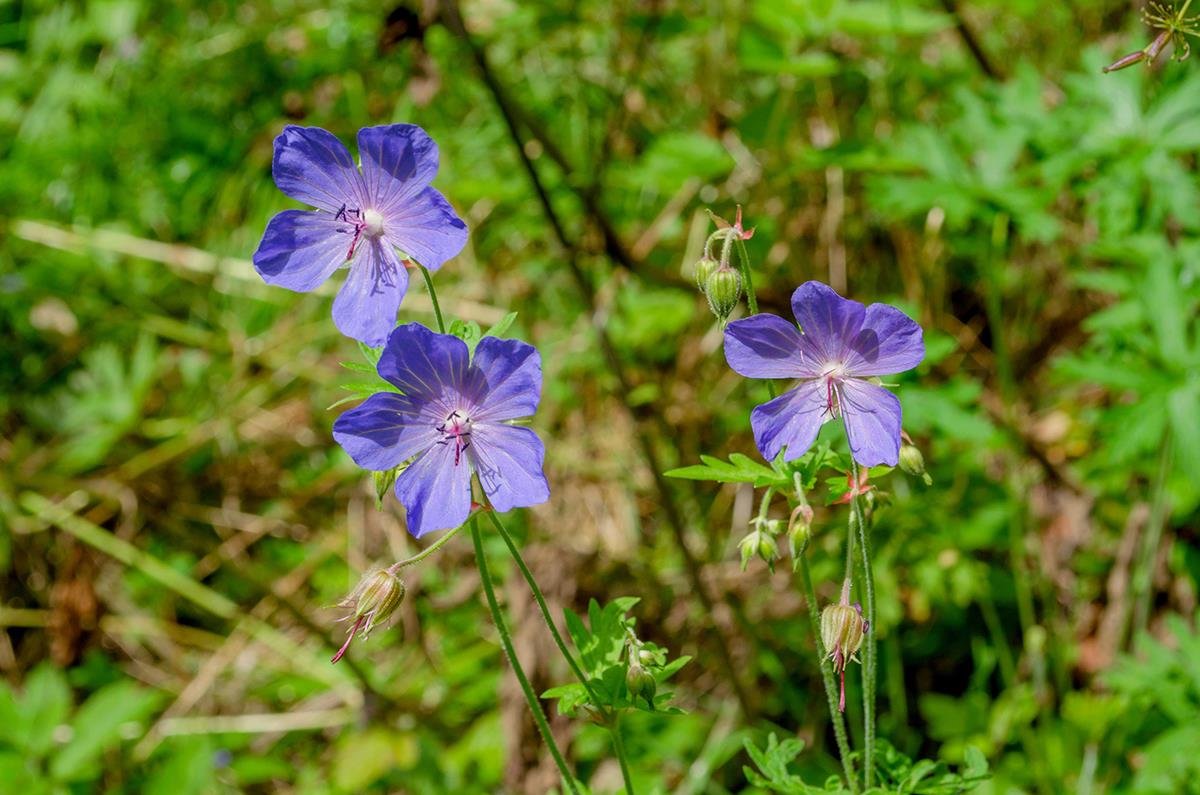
[704,267,743,321]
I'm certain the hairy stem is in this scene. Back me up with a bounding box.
[849,460,876,787]
[387,522,465,574]
[733,237,777,399]
[611,713,636,795]
[484,510,604,710]
[470,518,580,793]
[798,542,859,793]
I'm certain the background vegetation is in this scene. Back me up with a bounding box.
[2,0,1199,792]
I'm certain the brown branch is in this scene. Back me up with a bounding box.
[938,0,1002,80]
[438,0,755,719]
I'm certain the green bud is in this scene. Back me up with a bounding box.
[738,531,759,571]
[899,443,932,485]
[693,255,720,292]
[626,662,656,703]
[757,532,778,565]
[704,267,742,321]
[788,520,810,560]
[637,648,657,666]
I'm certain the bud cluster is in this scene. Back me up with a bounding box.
[692,206,755,324]
[739,515,783,572]
[624,631,664,707]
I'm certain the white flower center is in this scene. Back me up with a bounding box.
[362,209,385,237]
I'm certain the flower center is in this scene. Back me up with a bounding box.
[334,205,386,261]
[821,364,846,419]
[436,410,473,467]
[362,208,385,237]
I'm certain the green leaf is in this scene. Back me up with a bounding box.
[50,681,162,781]
[665,454,788,487]
[15,664,71,756]
[483,312,518,339]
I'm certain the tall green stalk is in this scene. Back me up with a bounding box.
[470,518,580,794]
[485,509,638,792]
[849,460,877,787]
[798,542,859,793]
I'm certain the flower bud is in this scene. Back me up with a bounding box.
[899,443,932,485]
[704,267,742,321]
[626,662,656,703]
[788,520,810,561]
[693,255,720,292]
[738,531,759,571]
[757,532,778,565]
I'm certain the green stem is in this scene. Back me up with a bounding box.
[798,542,859,793]
[416,263,446,333]
[733,237,758,316]
[611,713,636,795]
[470,518,580,793]
[485,510,638,790]
[1132,435,1174,639]
[850,460,876,788]
[733,237,777,399]
[387,522,466,574]
[484,510,604,711]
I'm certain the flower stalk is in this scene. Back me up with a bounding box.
[470,517,581,794]
[485,507,638,793]
[850,460,878,788]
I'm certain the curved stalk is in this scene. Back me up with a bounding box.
[485,509,636,792]
[386,522,465,574]
[470,518,580,793]
[416,262,446,333]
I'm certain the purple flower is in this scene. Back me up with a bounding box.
[253,125,468,346]
[333,323,550,537]
[724,281,924,467]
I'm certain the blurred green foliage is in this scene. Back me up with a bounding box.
[2,0,1199,792]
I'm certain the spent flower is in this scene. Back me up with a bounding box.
[332,568,406,663]
[820,579,866,712]
[333,323,550,537]
[724,281,924,467]
[253,124,468,346]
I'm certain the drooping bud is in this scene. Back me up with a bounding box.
[757,532,778,567]
[704,267,742,321]
[899,443,932,485]
[332,568,405,664]
[738,531,759,571]
[787,503,814,562]
[693,255,720,292]
[626,662,656,704]
[738,529,779,571]
[820,580,866,711]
